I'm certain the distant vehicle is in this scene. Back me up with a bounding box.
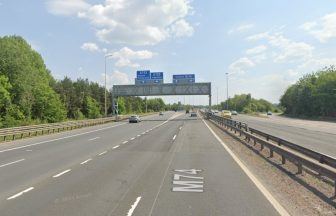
[129,115,141,123]
[231,111,238,115]
[221,110,232,119]
[159,112,164,116]
[267,111,272,116]
[186,110,190,114]
[190,112,197,117]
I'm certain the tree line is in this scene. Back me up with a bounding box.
[213,93,280,113]
[0,36,167,128]
[280,66,336,117]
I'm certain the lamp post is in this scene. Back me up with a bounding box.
[226,72,229,110]
[216,87,219,109]
[104,54,113,117]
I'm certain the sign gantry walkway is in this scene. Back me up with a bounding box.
[112,82,212,114]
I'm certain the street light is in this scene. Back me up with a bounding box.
[104,54,113,117]
[226,72,229,110]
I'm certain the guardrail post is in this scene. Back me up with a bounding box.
[278,139,281,146]
[297,163,302,174]
[281,155,286,164]
[269,150,273,158]
[260,144,264,151]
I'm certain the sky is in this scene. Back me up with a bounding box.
[1,0,336,105]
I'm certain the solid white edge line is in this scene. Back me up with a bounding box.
[53,169,71,178]
[113,145,120,149]
[0,158,25,168]
[7,187,34,200]
[80,158,92,165]
[173,135,177,141]
[99,151,107,156]
[0,123,127,153]
[127,196,142,216]
[202,119,290,216]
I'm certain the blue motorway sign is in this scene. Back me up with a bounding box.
[173,74,195,79]
[151,72,163,80]
[137,70,150,80]
[173,74,195,84]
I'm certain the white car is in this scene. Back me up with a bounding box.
[129,115,141,123]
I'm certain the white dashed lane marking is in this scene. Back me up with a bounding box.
[0,159,25,168]
[89,137,100,141]
[80,158,92,165]
[98,151,107,156]
[53,169,71,178]
[127,196,142,216]
[7,187,34,200]
[113,145,120,149]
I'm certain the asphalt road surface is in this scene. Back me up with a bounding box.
[0,111,281,216]
[232,114,336,158]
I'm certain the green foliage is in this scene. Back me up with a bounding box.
[146,98,165,112]
[73,109,85,120]
[0,36,66,126]
[53,77,112,118]
[83,96,102,119]
[219,93,278,113]
[32,84,67,123]
[280,66,336,117]
[117,97,126,114]
[0,75,11,111]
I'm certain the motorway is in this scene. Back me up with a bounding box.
[0,111,283,216]
[232,114,336,158]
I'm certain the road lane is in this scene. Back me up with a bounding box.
[0,112,185,216]
[232,114,336,157]
[0,112,282,215]
[0,112,177,199]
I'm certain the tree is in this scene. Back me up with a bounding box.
[32,85,66,123]
[280,66,336,117]
[0,75,11,112]
[83,96,101,119]
[0,35,66,123]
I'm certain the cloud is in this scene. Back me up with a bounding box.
[48,0,194,45]
[234,73,292,103]
[246,32,314,63]
[46,0,90,16]
[81,42,100,52]
[228,57,255,74]
[301,12,336,42]
[246,32,269,41]
[169,19,194,37]
[104,71,130,87]
[228,23,255,35]
[246,45,267,55]
[108,47,155,68]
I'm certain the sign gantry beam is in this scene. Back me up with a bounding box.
[112,82,211,96]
